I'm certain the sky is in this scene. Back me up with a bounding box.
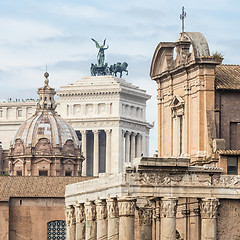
[0,0,239,155]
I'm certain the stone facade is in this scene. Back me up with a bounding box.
[0,76,153,176]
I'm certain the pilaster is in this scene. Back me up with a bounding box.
[107,198,119,240]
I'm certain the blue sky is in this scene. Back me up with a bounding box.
[0,0,239,155]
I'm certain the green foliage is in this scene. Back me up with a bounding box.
[212,51,223,59]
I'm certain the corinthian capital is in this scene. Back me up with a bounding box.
[95,199,107,220]
[160,197,178,218]
[138,207,152,226]
[74,203,85,223]
[65,205,75,226]
[107,198,119,218]
[118,197,136,217]
[85,200,96,221]
[200,198,219,219]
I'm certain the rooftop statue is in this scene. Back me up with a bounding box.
[91,38,109,67]
[90,38,128,78]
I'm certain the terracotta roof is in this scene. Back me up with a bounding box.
[215,65,240,90]
[0,176,94,202]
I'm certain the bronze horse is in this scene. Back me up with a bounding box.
[110,62,128,78]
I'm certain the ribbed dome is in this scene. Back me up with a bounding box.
[12,72,80,152]
[13,111,79,149]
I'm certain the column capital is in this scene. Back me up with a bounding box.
[131,132,137,137]
[95,199,107,220]
[80,130,87,135]
[200,198,219,219]
[93,129,99,135]
[107,198,119,218]
[85,200,96,221]
[125,131,131,136]
[118,197,136,217]
[105,129,112,135]
[74,203,85,223]
[160,197,178,219]
[65,205,75,227]
[138,207,152,226]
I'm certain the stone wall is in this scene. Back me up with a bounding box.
[9,197,65,240]
[0,202,9,240]
[217,199,240,240]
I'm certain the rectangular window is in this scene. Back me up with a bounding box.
[18,109,22,117]
[65,171,72,176]
[227,156,238,175]
[39,170,48,176]
[17,171,22,176]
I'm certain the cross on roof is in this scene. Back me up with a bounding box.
[180,6,187,33]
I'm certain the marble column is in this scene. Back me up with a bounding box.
[160,197,178,240]
[136,134,141,157]
[107,198,119,240]
[153,199,161,240]
[106,130,111,173]
[93,130,99,176]
[130,133,136,161]
[200,198,219,240]
[118,197,136,240]
[138,207,152,240]
[65,205,76,240]
[80,130,87,176]
[125,132,130,163]
[96,199,108,240]
[74,203,85,240]
[85,200,97,240]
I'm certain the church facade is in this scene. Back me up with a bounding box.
[65,32,240,240]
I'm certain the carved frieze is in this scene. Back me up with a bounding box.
[160,197,178,218]
[107,198,119,218]
[118,198,136,217]
[200,198,219,219]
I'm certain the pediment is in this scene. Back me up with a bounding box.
[63,159,76,165]
[35,158,52,164]
[13,158,25,165]
[170,96,184,108]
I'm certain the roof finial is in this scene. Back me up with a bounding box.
[180,6,187,33]
[44,71,49,86]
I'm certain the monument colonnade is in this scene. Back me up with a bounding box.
[80,129,143,176]
[65,196,219,240]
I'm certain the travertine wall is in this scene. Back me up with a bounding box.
[9,198,65,240]
[217,199,240,240]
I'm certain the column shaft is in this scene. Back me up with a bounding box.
[130,133,136,161]
[81,130,87,176]
[160,197,178,240]
[93,130,99,176]
[138,207,152,240]
[125,132,130,163]
[118,198,136,240]
[106,130,111,173]
[74,204,85,240]
[65,206,76,240]
[200,198,219,240]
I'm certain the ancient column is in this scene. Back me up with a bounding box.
[96,199,108,240]
[125,132,130,163]
[138,207,152,240]
[80,130,87,176]
[65,205,76,240]
[152,198,161,240]
[160,197,178,240]
[130,133,136,161]
[106,129,111,173]
[74,203,85,240]
[107,198,119,240]
[200,198,219,240]
[136,134,141,157]
[93,130,99,176]
[118,197,136,240]
[85,200,97,240]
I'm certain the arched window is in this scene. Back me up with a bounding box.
[47,220,66,240]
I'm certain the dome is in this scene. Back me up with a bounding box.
[8,72,83,177]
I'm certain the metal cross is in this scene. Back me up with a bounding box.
[180,6,187,33]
